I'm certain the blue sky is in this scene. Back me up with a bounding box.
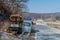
[27,0,60,13]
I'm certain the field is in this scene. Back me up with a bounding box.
[45,21,60,29]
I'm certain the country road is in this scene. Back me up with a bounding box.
[0,24,60,40]
[35,25,60,40]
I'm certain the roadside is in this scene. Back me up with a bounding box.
[44,21,60,29]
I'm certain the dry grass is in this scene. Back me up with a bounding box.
[45,21,60,29]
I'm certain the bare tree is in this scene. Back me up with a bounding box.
[3,0,29,15]
[0,0,28,23]
[0,0,29,30]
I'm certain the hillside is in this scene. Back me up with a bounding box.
[22,12,60,21]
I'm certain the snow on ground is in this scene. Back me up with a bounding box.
[35,25,60,40]
[0,31,21,40]
[1,25,60,40]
